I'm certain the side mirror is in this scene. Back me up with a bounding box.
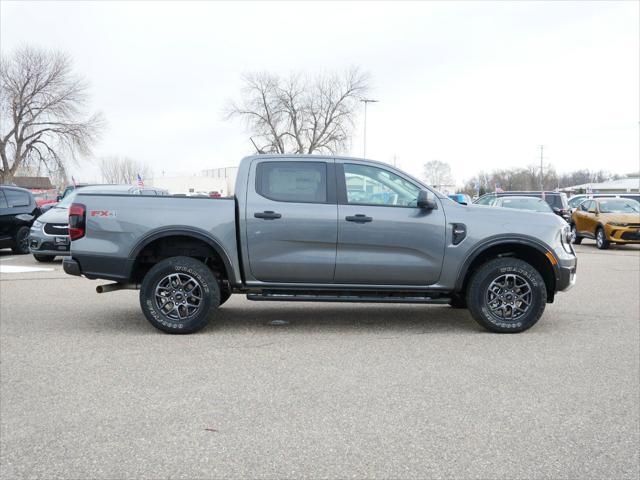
[56,195,62,202]
[417,190,437,210]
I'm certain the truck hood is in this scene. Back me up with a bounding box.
[457,203,567,240]
[38,206,69,224]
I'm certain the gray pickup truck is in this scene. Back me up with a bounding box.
[63,155,577,334]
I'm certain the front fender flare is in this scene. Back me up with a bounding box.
[454,234,560,292]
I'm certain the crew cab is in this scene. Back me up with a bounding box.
[63,155,577,334]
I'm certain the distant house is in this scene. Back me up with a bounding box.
[11,176,54,190]
[560,177,640,195]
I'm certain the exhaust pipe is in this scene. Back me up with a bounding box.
[96,283,139,294]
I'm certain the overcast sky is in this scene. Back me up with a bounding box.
[1,0,638,184]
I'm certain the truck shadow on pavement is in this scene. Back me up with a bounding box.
[101,302,482,335]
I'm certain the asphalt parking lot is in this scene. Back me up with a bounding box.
[1,242,638,479]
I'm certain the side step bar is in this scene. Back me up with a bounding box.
[247,291,450,304]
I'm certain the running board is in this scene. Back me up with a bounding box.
[246,291,451,304]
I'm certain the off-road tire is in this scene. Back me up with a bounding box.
[570,224,582,245]
[466,257,547,333]
[33,254,56,262]
[140,256,219,334]
[596,227,610,250]
[11,226,30,254]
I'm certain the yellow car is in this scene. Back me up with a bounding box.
[571,198,640,249]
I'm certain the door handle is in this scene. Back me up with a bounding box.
[254,211,282,220]
[345,214,372,223]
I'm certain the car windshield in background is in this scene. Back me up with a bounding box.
[56,191,78,208]
[500,197,552,212]
[598,199,640,213]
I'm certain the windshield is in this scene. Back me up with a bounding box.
[56,190,78,208]
[598,199,640,213]
[500,197,553,212]
[568,196,586,209]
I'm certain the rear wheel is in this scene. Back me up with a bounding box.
[466,258,547,333]
[11,226,30,254]
[570,224,582,245]
[33,254,56,262]
[596,227,610,250]
[140,256,219,334]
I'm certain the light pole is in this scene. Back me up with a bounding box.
[539,145,544,191]
[361,98,379,158]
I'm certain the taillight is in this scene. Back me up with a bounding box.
[69,203,86,240]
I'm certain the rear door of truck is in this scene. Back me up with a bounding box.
[244,158,337,283]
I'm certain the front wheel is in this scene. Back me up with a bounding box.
[140,256,219,334]
[12,226,30,254]
[466,258,547,333]
[596,227,610,250]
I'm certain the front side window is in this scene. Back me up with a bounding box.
[256,161,327,203]
[343,163,420,207]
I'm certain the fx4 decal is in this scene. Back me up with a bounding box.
[90,210,117,218]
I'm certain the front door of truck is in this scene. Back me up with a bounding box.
[245,159,337,283]
[334,162,446,285]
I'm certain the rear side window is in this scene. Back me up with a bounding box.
[0,191,8,209]
[4,189,30,207]
[256,162,327,203]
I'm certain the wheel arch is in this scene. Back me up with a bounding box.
[126,227,237,285]
[455,235,559,302]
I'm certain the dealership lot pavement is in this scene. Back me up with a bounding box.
[1,243,639,479]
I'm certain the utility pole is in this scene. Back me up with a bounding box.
[539,145,544,191]
[361,98,379,158]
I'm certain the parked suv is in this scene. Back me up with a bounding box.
[568,193,640,211]
[29,184,169,261]
[570,197,640,249]
[475,191,570,222]
[0,185,40,254]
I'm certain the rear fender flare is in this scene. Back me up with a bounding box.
[126,226,236,284]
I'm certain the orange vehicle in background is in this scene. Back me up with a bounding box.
[571,197,640,249]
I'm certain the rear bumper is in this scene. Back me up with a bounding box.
[63,257,82,276]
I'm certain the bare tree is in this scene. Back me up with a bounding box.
[423,160,454,188]
[0,46,104,184]
[98,156,151,184]
[225,67,370,154]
